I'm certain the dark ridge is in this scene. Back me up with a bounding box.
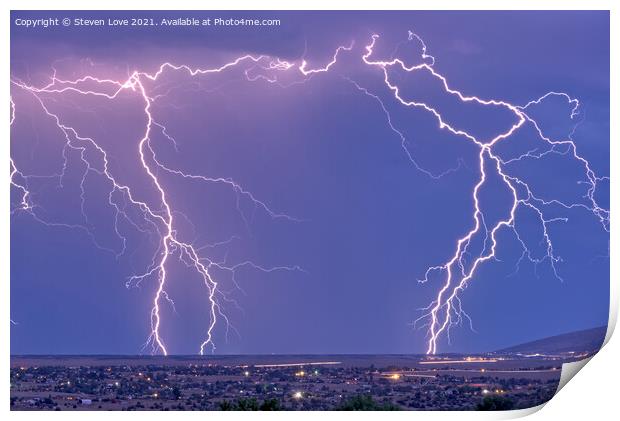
[496,326,607,354]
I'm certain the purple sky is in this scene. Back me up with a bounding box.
[10,11,609,355]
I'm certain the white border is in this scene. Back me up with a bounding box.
[3,1,616,420]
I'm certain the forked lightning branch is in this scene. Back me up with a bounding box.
[10,30,609,355]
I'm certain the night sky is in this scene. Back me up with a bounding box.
[10,11,609,355]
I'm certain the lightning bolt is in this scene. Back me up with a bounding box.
[359,31,608,354]
[10,29,608,355]
[10,54,321,355]
[10,98,31,214]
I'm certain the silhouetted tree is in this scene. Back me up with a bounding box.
[259,398,281,411]
[219,400,234,411]
[337,395,401,411]
[219,397,279,411]
[236,398,259,411]
[476,395,515,411]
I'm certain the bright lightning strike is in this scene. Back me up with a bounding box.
[10,54,318,355]
[10,29,608,355]
[358,31,608,354]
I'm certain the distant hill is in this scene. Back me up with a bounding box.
[497,326,607,355]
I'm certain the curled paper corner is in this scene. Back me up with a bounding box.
[493,355,602,418]
[553,309,617,396]
[499,318,618,417]
[556,356,593,394]
[500,309,617,417]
